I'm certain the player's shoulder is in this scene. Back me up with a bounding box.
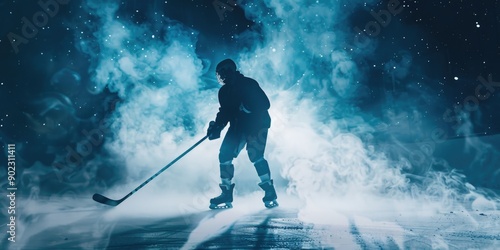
[240,74,259,86]
[218,84,228,95]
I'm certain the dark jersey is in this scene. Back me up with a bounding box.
[215,72,271,133]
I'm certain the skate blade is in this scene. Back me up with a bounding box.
[264,200,279,208]
[209,202,233,210]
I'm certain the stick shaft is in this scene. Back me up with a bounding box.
[119,135,208,203]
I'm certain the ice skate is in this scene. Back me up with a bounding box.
[258,180,278,208]
[209,183,235,209]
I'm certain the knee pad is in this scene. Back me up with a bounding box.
[219,162,234,179]
[253,158,270,176]
[220,160,233,166]
[252,157,265,165]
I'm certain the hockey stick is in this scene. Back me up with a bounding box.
[92,135,208,206]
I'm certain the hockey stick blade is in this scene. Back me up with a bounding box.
[92,135,208,207]
[92,193,122,206]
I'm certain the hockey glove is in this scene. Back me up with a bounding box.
[207,121,222,140]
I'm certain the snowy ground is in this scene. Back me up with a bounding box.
[3,193,500,250]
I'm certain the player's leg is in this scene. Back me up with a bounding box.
[246,128,278,208]
[210,126,245,209]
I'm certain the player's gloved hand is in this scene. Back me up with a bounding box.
[207,121,222,140]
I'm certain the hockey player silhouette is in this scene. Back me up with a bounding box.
[207,59,278,209]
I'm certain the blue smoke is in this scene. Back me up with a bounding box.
[71,0,497,215]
